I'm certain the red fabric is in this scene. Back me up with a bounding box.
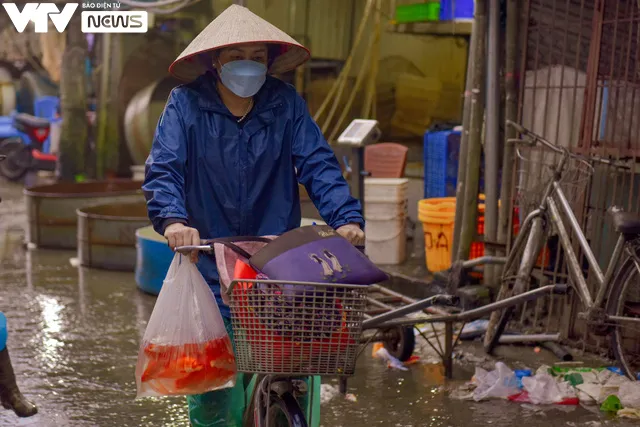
[31,150,56,162]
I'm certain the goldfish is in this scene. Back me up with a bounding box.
[139,336,237,395]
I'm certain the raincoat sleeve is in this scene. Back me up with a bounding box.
[291,95,364,230]
[142,90,189,235]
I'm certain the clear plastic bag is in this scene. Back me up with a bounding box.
[521,373,575,405]
[135,254,236,398]
[473,362,520,401]
[619,382,640,409]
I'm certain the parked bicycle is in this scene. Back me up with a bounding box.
[484,121,640,379]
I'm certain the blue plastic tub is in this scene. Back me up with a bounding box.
[439,0,475,20]
[423,129,486,198]
[135,225,173,296]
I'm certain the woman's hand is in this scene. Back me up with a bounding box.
[336,223,365,247]
[164,223,200,263]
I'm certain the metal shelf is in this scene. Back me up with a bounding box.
[388,20,473,36]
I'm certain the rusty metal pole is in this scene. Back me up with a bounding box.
[451,18,478,262]
[484,0,501,285]
[457,0,487,261]
[497,0,520,275]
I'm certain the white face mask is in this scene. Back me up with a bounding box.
[217,59,267,98]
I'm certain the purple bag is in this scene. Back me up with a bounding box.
[249,225,388,285]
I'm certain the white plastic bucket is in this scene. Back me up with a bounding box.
[365,178,409,203]
[365,200,407,221]
[365,217,406,265]
[131,165,145,181]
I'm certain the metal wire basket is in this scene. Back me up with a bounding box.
[227,279,369,376]
[515,145,594,214]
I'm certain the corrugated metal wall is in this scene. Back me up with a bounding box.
[212,0,355,60]
[305,0,354,60]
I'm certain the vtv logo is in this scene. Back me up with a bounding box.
[2,3,79,33]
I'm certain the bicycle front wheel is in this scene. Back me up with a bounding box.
[484,216,546,354]
[607,246,640,380]
[265,393,308,427]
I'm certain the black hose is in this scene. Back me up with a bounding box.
[541,341,573,361]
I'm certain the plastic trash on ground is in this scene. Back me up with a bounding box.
[372,343,408,371]
[600,395,623,413]
[619,408,640,419]
[521,373,576,405]
[473,362,520,401]
[320,384,340,404]
[457,320,489,340]
[514,369,532,389]
[618,381,640,408]
[345,393,357,402]
[135,254,236,398]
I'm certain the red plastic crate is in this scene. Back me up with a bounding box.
[470,207,550,268]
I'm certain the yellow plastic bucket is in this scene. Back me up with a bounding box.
[418,198,456,272]
[418,196,488,272]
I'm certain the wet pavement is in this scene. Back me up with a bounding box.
[0,177,637,426]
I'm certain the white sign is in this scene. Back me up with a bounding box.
[81,11,148,33]
[2,3,79,33]
[2,3,148,33]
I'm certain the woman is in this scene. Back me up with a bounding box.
[143,4,365,426]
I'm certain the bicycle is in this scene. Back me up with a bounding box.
[484,121,640,379]
[174,237,370,427]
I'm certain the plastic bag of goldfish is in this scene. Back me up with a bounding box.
[135,254,237,398]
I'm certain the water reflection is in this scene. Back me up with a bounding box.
[77,266,87,318]
[25,249,33,292]
[35,295,64,370]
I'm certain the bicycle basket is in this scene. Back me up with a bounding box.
[228,277,368,377]
[515,144,593,214]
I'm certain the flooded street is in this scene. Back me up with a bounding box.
[0,179,636,426]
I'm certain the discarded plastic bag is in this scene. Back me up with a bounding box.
[576,383,601,405]
[135,254,236,398]
[600,395,622,413]
[372,343,408,371]
[619,381,640,409]
[473,362,520,401]
[521,373,576,405]
[619,408,640,419]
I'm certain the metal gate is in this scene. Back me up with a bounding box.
[512,0,640,354]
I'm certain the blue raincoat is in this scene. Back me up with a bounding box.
[142,71,364,317]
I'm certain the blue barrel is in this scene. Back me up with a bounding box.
[0,312,7,351]
[135,225,173,295]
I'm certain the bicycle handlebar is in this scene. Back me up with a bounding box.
[175,244,213,254]
[174,242,366,255]
[507,120,631,170]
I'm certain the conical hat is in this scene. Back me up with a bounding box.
[169,4,310,81]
